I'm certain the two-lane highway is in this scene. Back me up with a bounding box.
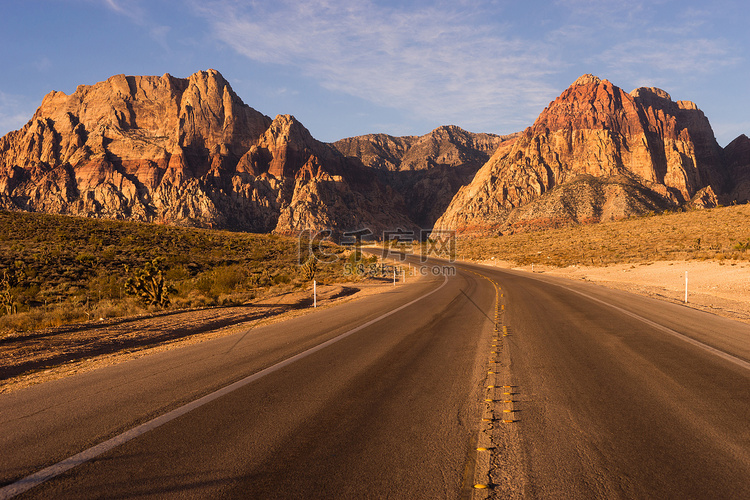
[2,257,749,499]
[1,262,494,499]
[460,262,750,499]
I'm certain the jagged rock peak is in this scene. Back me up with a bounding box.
[728,133,750,146]
[429,124,469,136]
[725,134,750,203]
[572,74,604,86]
[0,69,418,234]
[40,68,230,105]
[433,74,729,236]
[265,114,314,143]
[330,125,515,228]
[630,86,672,101]
[725,133,750,168]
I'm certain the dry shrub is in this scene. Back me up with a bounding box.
[456,204,750,267]
[0,211,350,332]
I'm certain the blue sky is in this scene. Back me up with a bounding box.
[0,0,747,145]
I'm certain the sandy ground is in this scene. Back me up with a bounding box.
[4,258,746,394]
[476,258,750,324]
[0,277,411,394]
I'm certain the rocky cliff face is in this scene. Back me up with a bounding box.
[433,75,730,235]
[333,126,516,227]
[1,70,745,239]
[0,70,412,234]
[725,134,750,203]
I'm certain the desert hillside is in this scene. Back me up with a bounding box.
[0,71,748,238]
[433,75,748,236]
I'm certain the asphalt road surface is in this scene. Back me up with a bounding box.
[1,256,749,499]
[459,261,750,499]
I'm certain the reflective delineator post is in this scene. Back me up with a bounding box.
[314,279,317,308]
[684,271,688,303]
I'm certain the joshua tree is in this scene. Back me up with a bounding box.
[0,268,25,316]
[124,258,175,307]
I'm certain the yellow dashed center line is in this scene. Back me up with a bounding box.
[465,267,522,492]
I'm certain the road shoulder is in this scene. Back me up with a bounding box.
[470,259,750,325]
[0,276,422,394]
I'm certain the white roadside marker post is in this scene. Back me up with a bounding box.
[684,271,688,303]
[314,279,317,308]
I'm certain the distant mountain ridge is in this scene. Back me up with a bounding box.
[725,134,750,203]
[0,70,415,235]
[432,74,744,235]
[332,126,518,227]
[0,70,748,238]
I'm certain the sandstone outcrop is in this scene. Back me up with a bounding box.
[333,126,516,227]
[725,134,750,203]
[0,70,412,234]
[433,75,731,235]
[1,70,747,240]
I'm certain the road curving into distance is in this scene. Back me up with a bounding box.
[457,260,750,499]
[1,254,748,499]
[1,257,491,499]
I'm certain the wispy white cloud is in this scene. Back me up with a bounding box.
[553,0,657,32]
[550,0,741,91]
[0,90,34,134]
[33,57,52,72]
[193,0,561,132]
[599,37,738,79]
[87,0,745,138]
[103,0,144,24]
[192,0,744,134]
[712,121,750,146]
[102,0,172,51]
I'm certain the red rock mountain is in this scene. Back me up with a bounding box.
[332,126,517,227]
[0,69,413,234]
[724,134,750,203]
[433,75,733,235]
[0,71,747,238]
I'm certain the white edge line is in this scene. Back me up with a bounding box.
[565,286,750,372]
[465,263,750,372]
[0,274,450,499]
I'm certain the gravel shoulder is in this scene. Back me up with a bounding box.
[476,258,750,324]
[0,278,409,394]
[5,258,746,394]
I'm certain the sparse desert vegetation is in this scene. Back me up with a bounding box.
[0,211,352,334]
[2,204,748,335]
[456,204,750,267]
